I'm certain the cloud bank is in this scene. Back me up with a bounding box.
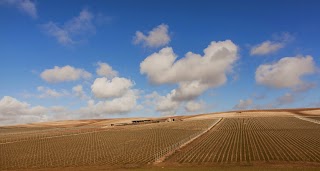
[0,96,47,125]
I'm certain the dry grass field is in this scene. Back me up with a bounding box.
[0,108,320,170]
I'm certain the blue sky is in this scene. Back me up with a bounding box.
[0,0,319,125]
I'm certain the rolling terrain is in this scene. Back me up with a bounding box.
[0,108,320,170]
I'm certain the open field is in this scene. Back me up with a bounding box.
[0,108,320,170]
[165,117,320,166]
[0,119,217,170]
[11,165,320,171]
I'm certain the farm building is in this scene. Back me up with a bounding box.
[167,118,176,122]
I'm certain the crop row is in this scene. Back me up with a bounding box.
[0,126,107,144]
[0,119,217,170]
[154,118,221,163]
[166,117,320,165]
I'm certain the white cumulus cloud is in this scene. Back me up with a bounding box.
[250,33,294,56]
[155,90,179,112]
[250,41,284,56]
[40,65,92,83]
[96,62,118,78]
[134,24,170,48]
[91,77,134,99]
[143,91,179,115]
[140,40,238,101]
[79,90,138,116]
[0,96,48,125]
[83,62,140,116]
[1,0,37,19]
[172,81,209,101]
[255,55,316,88]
